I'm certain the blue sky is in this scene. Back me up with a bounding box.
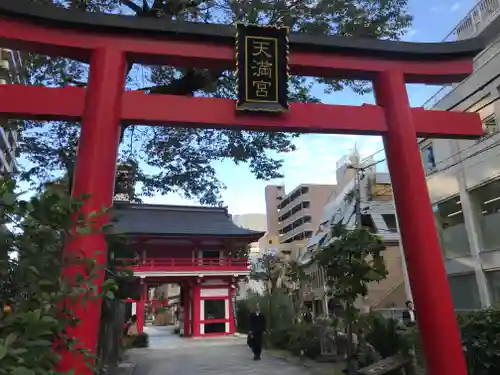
[144,0,477,214]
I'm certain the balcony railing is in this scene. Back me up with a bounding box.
[118,257,251,273]
[444,0,500,41]
[423,0,500,110]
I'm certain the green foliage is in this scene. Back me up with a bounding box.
[358,313,416,358]
[0,177,128,375]
[316,224,388,374]
[21,0,412,205]
[236,300,251,333]
[316,224,388,321]
[240,290,295,332]
[268,322,321,358]
[457,306,500,375]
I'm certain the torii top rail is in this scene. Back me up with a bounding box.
[0,0,485,138]
[0,2,486,375]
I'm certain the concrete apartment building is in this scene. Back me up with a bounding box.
[298,153,409,317]
[263,183,336,258]
[231,213,267,299]
[0,48,21,174]
[421,0,500,309]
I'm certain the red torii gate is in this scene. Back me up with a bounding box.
[0,1,485,375]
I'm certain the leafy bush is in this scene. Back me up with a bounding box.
[458,306,500,375]
[267,325,292,349]
[238,290,295,335]
[236,300,251,333]
[0,178,126,374]
[360,313,415,358]
[267,322,320,358]
[356,312,420,374]
[287,323,321,358]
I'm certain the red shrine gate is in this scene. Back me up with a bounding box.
[114,203,262,337]
[0,1,486,375]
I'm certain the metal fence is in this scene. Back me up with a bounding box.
[96,300,127,375]
[374,307,480,321]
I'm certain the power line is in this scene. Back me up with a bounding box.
[360,100,500,179]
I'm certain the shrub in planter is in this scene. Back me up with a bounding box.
[457,306,500,375]
[286,323,321,359]
[357,312,420,374]
[267,325,292,349]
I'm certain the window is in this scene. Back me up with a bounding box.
[470,179,500,251]
[303,201,310,209]
[436,196,464,227]
[483,114,498,135]
[361,214,376,231]
[204,299,226,320]
[448,274,481,310]
[422,144,436,172]
[382,214,398,232]
[488,270,500,304]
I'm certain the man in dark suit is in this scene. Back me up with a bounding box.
[402,300,416,325]
[249,302,266,360]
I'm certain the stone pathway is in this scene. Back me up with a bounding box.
[128,326,317,375]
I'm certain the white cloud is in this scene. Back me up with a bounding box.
[450,2,461,12]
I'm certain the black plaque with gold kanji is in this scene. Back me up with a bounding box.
[236,24,289,112]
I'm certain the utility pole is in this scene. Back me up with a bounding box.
[349,149,364,229]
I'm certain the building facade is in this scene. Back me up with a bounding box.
[420,0,500,309]
[298,154,409,318]
[231,213,268,299]
[263,183,336,259]
[0,48,21,174]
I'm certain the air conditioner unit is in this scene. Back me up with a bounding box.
[0,79,6,85]
[0,59,9,70]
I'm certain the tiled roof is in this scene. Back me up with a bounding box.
[112,203,265,239]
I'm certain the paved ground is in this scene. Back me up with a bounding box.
[128,326,315,375]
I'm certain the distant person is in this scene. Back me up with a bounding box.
[402,300,416,325]
[126,314,139,336]
[249,302,266,360]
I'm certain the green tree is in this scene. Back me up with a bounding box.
[315,223,388,374]
[0,177,130,374]
[20,0,412,204]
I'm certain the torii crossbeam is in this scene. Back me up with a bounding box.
[0,2,485,375]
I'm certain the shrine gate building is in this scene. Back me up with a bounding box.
[114,202,263,337]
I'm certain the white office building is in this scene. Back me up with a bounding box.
[0,48,22,174]
[421,0,500,309]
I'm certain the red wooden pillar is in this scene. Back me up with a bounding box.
[374,70,467,375]
[183,284,191,336]
[192,284,201,336]
[229,284,236,334]
[58,48,126,375]
[137,279,147,334]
